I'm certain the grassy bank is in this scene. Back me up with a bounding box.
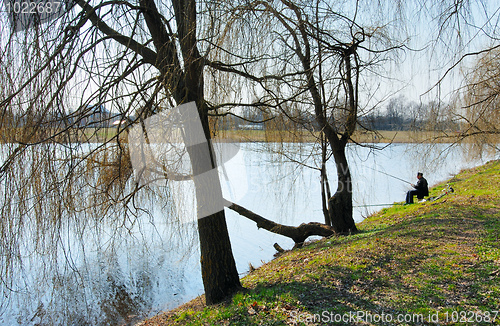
[140,160,500,326]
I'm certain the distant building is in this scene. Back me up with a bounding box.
[238,123,264,130]
[112,119,128,126]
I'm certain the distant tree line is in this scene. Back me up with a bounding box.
[361,96,460,132]
[214,96,461,133]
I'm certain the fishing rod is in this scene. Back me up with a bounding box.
[354,185,455,208]
[364,165,413,185]
[353,203,404,207]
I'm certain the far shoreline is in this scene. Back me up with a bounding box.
[0,128,467,144]
[212,129,465,144]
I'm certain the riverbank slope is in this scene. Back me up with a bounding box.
[139,160,500,326]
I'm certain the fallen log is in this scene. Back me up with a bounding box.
[224,200,336,247]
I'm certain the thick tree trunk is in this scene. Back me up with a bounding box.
[168,0,242,305]
[193,108,242,304]
[328,148,357,234]
[179,102,242,305]
[197,211,242,303]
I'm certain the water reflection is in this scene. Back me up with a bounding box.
[0,142,497,325]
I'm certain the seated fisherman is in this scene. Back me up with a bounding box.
[405,172,429,204]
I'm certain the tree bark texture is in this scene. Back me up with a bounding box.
[142,0,243,304]
[226,200,336,246]
[328,148,358,234]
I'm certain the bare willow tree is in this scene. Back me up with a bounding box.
[408,0,500,147]
[451,47,500,148]
[0,0,244,310]
[205,0,402,233]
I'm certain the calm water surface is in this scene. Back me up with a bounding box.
[0,142,497,325]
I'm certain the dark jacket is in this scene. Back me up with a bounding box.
[414,177,429,198]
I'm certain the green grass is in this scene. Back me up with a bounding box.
[141,160,500,326]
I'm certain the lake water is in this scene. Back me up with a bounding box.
[0,142,497,325]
